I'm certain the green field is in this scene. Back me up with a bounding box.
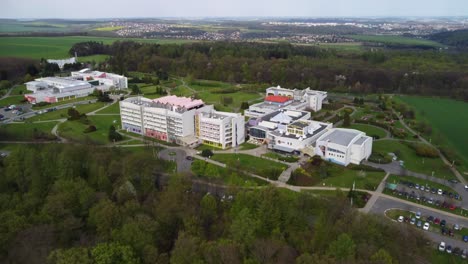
[210,153,288,180]
[0,122,58,141]
[28,102,108,122]
[373,140,454,180]
[318,169,385,191]
[93,26,124,31]
[398,96,468,174]
[348,123,388,139]
[0,95,25,106]
[95,102,120,114]
[58,115,121,144]
[0,36,197,59]
[347,35,444,48]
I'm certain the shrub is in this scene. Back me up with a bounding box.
[412,143,438,158]
[201,149,213,158]
[83,125,97,133]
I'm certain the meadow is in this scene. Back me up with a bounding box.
[398,96,468,174]
[347,35,444,48]
[0,121,58,141]
[348,123,387,139]
[0,36,197,59]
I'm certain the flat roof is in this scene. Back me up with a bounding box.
[271,124,328,140]
[260,109,308,123]
[319,129,362,147]
[354,136,368,145]
[265,95,291,103]
[153,95,204,109]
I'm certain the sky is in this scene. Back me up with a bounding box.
[2,0,468,19]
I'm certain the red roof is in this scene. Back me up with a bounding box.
[265,95,291,103]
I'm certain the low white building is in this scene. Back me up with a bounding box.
[267,120,332,154]
[196,110,245,149]
[245,86,327,117]
[315,128,373,166]
[71,68,128,89]
[24,77,94,103]
[47,57,77,69]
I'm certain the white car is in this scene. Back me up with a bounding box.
[439,242,446,252]
[423,222,430,230]
[398,216,404,223]
[438,189,443,195]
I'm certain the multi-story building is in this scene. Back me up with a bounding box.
[71,68,128,89]
[196,110,245,149]
[120,95,245,149]
[315,128,373,166]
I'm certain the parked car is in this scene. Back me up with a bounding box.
[455,194,460,200]
[449,204,456,210]
[454,247,462,256]
[185,156,193,161]
[442,227,448,235]
[438,189,443,195]
[434,218,441,225]
[428,197,434,204]
[454,224,460,230]
[420,186,425,191]
[449,179,459,184]
[441,220,447,227]
[439,242,446,252]
[398,216,404,223]
[410,218,416,225]
[446,245,453,254]
[463,235,468,242]
[449,229,454,237]
[416,212,421,219]
[423,222,430,230]
[427,216,434,223]
[417,220,422,228]
[462,249,467,259]
[415,183,420,189]
[431,188,437,194]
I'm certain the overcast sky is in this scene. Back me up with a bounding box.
[2,0,468,19]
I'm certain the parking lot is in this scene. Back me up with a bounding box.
[387,179,463,212]
[0,103,33,121]
[371,196,468,257]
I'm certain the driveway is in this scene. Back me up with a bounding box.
[158,148,192,173]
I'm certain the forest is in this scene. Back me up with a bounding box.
[0,144,432,264]
[103,41,468,101]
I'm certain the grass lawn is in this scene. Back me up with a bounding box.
[0,122,57,141]
[262,152,299,163]
[0,96,25,106]
[78,54,109,63]
[32,96,96,110]
[348,123,387,139]
[95,102,121,114]
[210,153,288,180]
[192,160,268,187]
[431,250,466,264]
[318,169,385,191]
[238,142,259,150]
[58,115,122,144]
[10,85,28,95]
[28,102,108,121]
[387,174,460,199]
[398,96,468,176]
[373,140,454,180]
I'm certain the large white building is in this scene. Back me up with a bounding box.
[120,95,245,149]
[71,68,128,90]
[196,110,245,149]
[315,128,373,166]
[24,77,94,103]
[244,86,327,117]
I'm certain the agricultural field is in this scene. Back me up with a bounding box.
[397,96,468,175]
[0,36,197,59]
[373,140,454,180]
[92,26,124,31]
[347,35,444,48]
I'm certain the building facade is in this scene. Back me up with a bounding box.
[315,128,373,166]
[71,68,128,89]
[24,77,94,103]
[120,96,245,149]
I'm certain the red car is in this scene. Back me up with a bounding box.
[434,218,441,225]
[450,204,457,210]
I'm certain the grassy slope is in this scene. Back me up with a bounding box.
[0,122,57,141]
[373,140,454,180]
[58,115,121,144]
[348,123,387,138]
[398,96,468,173]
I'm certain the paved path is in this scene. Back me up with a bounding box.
[361,173,390,213]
